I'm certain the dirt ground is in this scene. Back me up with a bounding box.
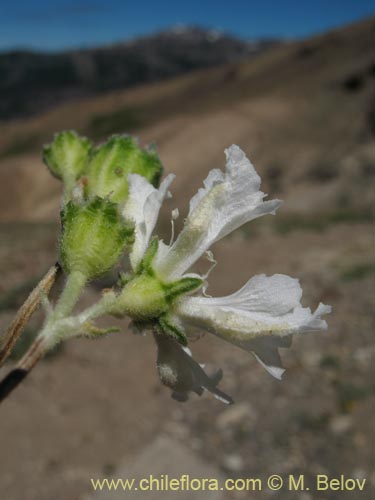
[0,217,373,500]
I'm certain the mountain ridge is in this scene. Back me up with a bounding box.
[0,26,280,120]
[0,16,373,225]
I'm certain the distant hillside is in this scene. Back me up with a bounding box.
[0,17,373,223]
[0,26,279,120]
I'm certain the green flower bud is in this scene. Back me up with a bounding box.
[43,130,92,185]
[112,274,168,321]
[110,252,203,342]
[108,236,203,339]
[85,135,163,203]
[60,198,134,279]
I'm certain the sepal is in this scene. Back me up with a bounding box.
[165,277,203,301]
[136,237,159,274]
[110,273,168,320]
[158,314,188,346]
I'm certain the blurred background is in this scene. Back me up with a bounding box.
[0,1,374,499]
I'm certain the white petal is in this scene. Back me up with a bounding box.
[154,145,281,280]
[248,336,292,380]
[205,274,302,315]
[175,274,331,378]
[123,173,175,270]
[253,354,286,380]
[154,334,233,404]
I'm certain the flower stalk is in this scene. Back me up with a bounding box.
[52,270,87,320]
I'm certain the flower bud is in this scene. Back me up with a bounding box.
[85,135,163,203]
[43,131,92,184]
[108,235,203,336]
[111,274,168,321]
[60,197,134,279]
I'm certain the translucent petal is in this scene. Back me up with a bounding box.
[155,145,281,280]
[154,334,233,404]
[205,274,303,315]
[175,274,331,378]
[123,173,175,270]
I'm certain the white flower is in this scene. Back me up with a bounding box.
[122,173,175,270]
[122,144,331,399]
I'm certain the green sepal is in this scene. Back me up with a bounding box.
[85,135,163,203]
[110,238,202,325]
[158,314,188,346]
[110,272,168,320]
[165,277,203,302]
[60,197,134,279]
[43,130,92,184]
[136,237,159,274]
[83,322,120,338]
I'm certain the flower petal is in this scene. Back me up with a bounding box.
[154,334,233,404]
[175,274,331,378]
[203,274,303,315]
[123,173,175,270]
[247,335,292,380]
[154,145,281,280]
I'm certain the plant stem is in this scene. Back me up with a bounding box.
[0,280,117,405]
[76,295,114,323]
[0,336,48,404]
[53,270,87,320]
[0,263,60,367]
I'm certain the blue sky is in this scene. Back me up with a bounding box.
[1,0,374,51]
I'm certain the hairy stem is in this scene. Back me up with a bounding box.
[52,269,87,320]
[0,287,117,405]
[0,267,88,404]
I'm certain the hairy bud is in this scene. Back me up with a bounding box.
[43,130,92,185]
[60,197,134,279]
[85,135,163,203]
